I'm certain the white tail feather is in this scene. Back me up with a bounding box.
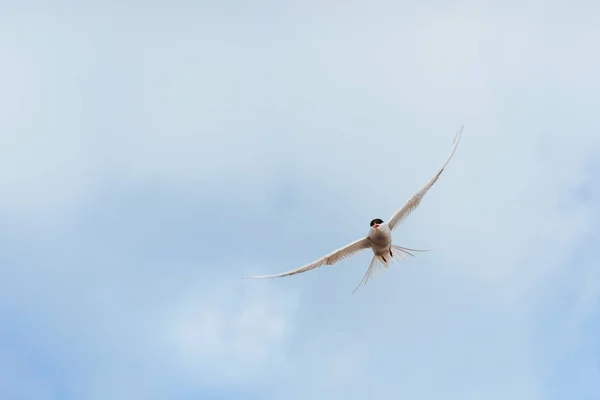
[392,245,430,253]
[352,255,385,294]
[351,245,430,294]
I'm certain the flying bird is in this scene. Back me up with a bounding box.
[246,125,463,293]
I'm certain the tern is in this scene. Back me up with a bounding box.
[247,126,463,293]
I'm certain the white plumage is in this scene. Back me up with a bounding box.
[246,125,463,292]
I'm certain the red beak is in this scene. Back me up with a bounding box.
[373,224,379,229]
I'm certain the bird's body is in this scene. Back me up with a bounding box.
[246,125,464,292]
[368,221,392,259]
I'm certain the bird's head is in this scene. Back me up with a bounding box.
[370,218,384,229]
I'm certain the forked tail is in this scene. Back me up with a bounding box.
[391,244,429,258]
[351,245,429,294]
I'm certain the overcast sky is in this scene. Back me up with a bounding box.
[1,1,599,399]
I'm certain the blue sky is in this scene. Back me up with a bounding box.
[1,1,599,399]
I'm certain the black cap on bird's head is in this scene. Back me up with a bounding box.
[370,218,384,228]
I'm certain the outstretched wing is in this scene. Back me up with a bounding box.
[387,125,463,231]
[246,237,372,279]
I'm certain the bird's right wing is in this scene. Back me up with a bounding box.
[387,125,463,231]
[245,237,371,279]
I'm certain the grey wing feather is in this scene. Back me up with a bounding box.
[387,125,463,231]
[246,237,372,279]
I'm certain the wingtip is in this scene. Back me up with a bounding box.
[455,124,464,141]
[244,274,278,280]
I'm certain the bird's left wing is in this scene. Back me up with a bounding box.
[387,125,463,231]
[245,237,371,279]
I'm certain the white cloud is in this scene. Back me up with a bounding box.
[166,277,299,383]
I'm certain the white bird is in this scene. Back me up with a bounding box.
[246,125,463,293]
